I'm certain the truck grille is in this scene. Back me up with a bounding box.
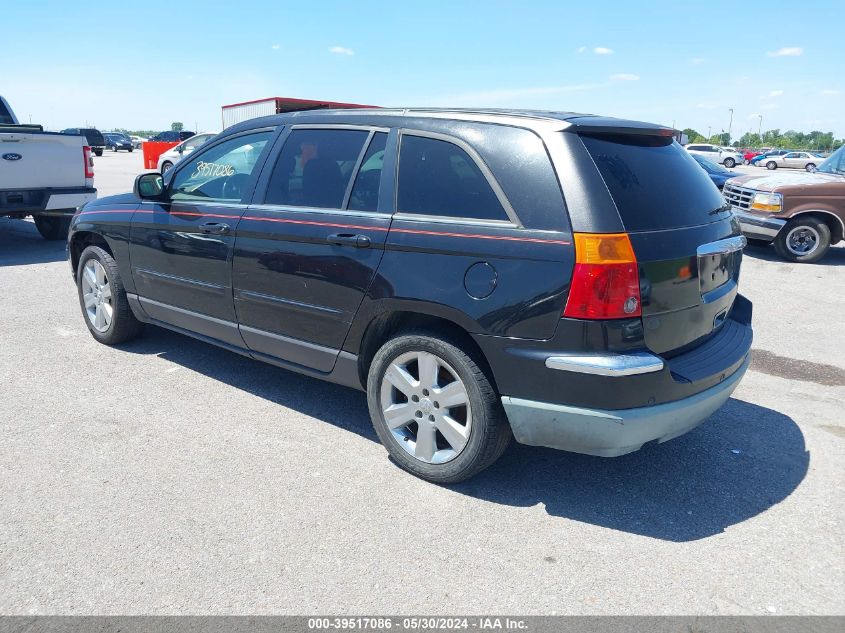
[723,183,754,211]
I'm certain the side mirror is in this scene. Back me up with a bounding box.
[134,173,165,200]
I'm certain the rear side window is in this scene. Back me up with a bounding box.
[398,135,509,221]
[581,134,730,231]
[348,132,387,212]
[265,128,369,208]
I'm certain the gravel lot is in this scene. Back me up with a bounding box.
[1,151,843,615]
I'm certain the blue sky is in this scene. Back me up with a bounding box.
[5,0,844,138]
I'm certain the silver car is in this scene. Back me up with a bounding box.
[156,133,216,174]
[759,151,823,171]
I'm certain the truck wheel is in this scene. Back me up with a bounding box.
[33,215,72,240]
[367,332,511,483]
[774,217,831,263]
[724,157,736,168]
[766,161,777,170]
[76,245,143,344]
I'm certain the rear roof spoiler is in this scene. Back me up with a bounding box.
[565,116,675,137]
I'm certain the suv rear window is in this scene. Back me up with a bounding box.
[581,133,730,231]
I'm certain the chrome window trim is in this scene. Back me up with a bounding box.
[246,203,392,220]
[545,352,664,377]
[696,235,747,257]
[396,128,523,228]
[392,212,517,229]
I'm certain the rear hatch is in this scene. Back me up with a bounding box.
[580,133,743,355]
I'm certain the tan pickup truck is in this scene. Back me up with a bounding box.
[724,144,844,263]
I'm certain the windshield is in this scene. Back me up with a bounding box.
[817,145,845,176]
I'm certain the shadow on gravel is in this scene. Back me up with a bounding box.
[453,398,808,542]
[743,241,845,266]
[122,327,808,543]
[0,217,67,266]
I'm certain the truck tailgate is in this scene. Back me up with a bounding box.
[0,132,86,189]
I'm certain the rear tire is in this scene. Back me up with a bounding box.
[774,217,831,263]
[161,161,173,174]
[766,161,777,170]
[806,163,816,172]
[367,332,511,483]
[33,215,72,240]
[94,149,103,157]
[76,245,143,344]
[724,157,736,168]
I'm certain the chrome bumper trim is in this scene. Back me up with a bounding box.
[545,352,664,377]
[733,210,787,240]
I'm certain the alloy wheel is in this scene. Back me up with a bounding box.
[81,259,113,332]
[785,225,820,256]
[379,350,472,464]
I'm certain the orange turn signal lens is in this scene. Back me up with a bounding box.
[573,232,637,264]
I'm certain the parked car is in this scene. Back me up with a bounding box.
[726,144,845,262]
[757,151,822,171]
[156,133,216,174]
[67,108,753,483]
[103,132,134,152]
[684,143,744,168]
[1,95,96,240]
[130,135,147,149]
[149,130,196,143]
[690,153,740,189]
[743,149,762,164]
[61,127,106,156]
[750,150,788,166]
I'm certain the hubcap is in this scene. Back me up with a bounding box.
[81,259,113,332]
[785,226,820,256]
[380,350,472,464]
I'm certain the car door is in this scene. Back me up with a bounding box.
[231,126,393,372]
[129,128,276,347]
[781,152,797,168]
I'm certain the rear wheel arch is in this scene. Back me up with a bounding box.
[354,309,497,395]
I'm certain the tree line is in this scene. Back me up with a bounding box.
[683,127,843,151]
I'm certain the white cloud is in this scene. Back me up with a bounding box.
[767,47,803,57]
[768,89,784,97]
[576,46,586,54]
[820,89,841,95]
[271,44,280,50]
[328,46,355,56]
[593,47,613,55]
[747,113,762,119]
[609,73,639,81]
[761,103,779,110]
[690,57,705,65]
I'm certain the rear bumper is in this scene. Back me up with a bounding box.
[0,187,97,216]
[503,354,750,457]
[734,210,786,242]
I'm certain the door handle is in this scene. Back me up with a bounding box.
[327,233,371,248]
[199,222,230,234]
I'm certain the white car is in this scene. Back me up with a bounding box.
[157,133,216,174]
[684,143,744,169]
[129,135,148,149]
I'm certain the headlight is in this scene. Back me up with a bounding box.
[750,192,783,212]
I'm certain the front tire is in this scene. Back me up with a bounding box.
[367,332,511,483]
[33,215,72,240]
[76,245,143,344]
[766,161,777,170]
[806,163,816,172]
[774,217,831,263]
[724,157,736,168]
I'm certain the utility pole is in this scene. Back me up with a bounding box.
[727,108,734,146]
[707,126,711,141]
[758,114,763,143]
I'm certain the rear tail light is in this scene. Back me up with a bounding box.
[83,146,94,178]
[563,232,642,319]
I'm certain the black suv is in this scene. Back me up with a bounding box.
[61,127,106,156]
[103,132,134,152]
[149,130,196,142]
[67,108,752,483]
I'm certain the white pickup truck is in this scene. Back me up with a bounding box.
[1,95,97,240]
